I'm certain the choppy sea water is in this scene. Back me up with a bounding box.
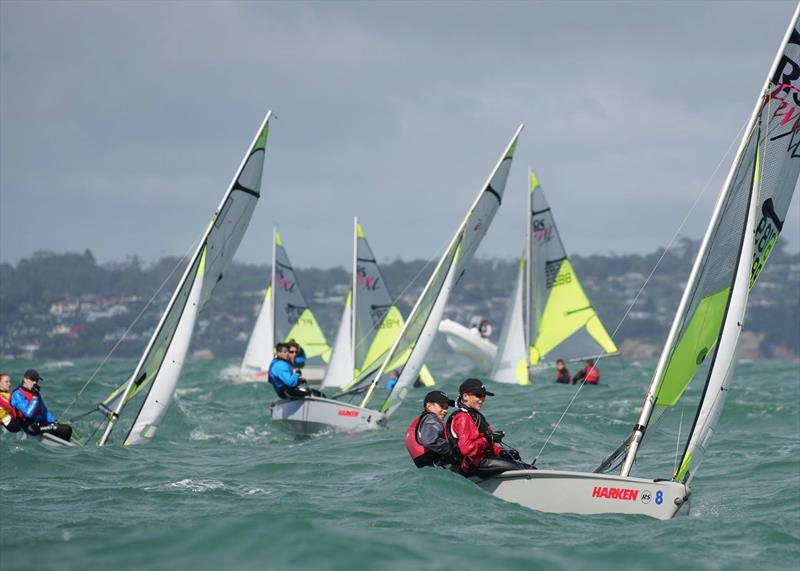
[0,356,798,571]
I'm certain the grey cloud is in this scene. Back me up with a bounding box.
[1,0,797,269]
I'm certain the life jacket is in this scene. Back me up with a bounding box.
[267,357,291,388]
[555,369,571,384]
[583,365,599,384]
[405,411,444,468]
[445,404,491,463]
[11,386,42,422]
[0,391,19,420]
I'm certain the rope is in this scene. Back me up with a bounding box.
[532,110,754,463]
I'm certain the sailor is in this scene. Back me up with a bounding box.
[386,370,400,391]
[268,343,311,399]
[404,390,456,469]
[478,319,492,339]
[446,378,530,478]
[286,339,303,367]
[10,369,72,441]
[0,373,22,432]
[572,359,600,385]
[555,359,571,384]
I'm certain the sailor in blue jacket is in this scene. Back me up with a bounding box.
[10,369,72,441]
[268,344,311,399]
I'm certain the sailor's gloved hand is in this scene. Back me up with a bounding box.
[485,430,504,444]
[506,448,521,461]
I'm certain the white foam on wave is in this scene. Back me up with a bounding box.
[146,479,226,493]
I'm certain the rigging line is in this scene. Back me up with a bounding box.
[673,407,684,475]
[58,230,206,419]
[532,111,753,462]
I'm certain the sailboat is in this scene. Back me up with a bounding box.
[321,218,435,390]
[270,125,523,435]
[438,172,618,382]
[78,111,272,446]
[476,6,800,519]
[491,170,618,384]
[239,229,331,383]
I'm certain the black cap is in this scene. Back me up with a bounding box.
[23,369,42,381]
[424,390,455,407]
[459,378,494,397]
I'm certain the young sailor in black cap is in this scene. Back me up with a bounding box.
[446,378,531,478]
[405,390,456,469]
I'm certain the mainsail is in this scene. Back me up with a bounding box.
[99,112,272,445]
[616,8,800,480]
[321,219,434,389]
[491,170,618,384]
[240,229,331,379]
[356,125,523,414]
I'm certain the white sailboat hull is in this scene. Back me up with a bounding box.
[0,429,76,447]
[438,319,497,371]
[477,469,690,520]
[270,396,386,435]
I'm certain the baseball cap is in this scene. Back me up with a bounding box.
[424,390,455,407]
[23,369,42,382]
[458,378,494,397]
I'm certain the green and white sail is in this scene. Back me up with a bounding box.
[355,125,523,415]
[615,7,800,481]
[241,229,332,380]
[491,170,618,384]
[99,112,272,445]
[272,229,331,365]
[322,219,435,389]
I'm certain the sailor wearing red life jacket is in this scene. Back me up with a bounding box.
[0,373,22,432]
[446,379,532,478]
[404,390,456,469]
[572,359,600,385]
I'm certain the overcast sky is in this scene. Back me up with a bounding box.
[1,1,798,270]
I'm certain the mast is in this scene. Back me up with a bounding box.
[351,216,358,372]
[620,10,798,476]
[271,226,278,348]
[525,168,533,363]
